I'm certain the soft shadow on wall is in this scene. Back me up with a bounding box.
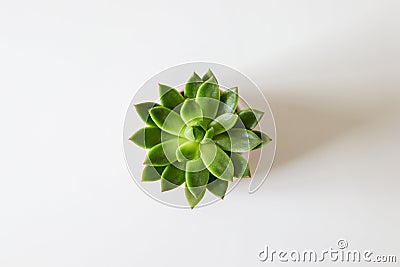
[268,91,360,167]
[259,87,394,168]
[233,81,397,196]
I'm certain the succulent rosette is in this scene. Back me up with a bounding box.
[130,70,271,208]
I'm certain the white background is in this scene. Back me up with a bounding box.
[1,0,399,266]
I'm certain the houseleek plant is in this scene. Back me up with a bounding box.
[130,70,271,208]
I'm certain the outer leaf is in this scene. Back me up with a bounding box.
[185,183,206,209]
[184,72,203,98]
[252,130,272,149]
[208,113,238,135]
[161,162,185,191]
[217,87,238,115]
[142,165,166,182]
[181,99,204,128]
[200,142,234,181]
[129,127,174,149]
[213,129,261,152]
[134,102,159,127]
[149,106,185,136]
[144,138,182,166]
[236,108,264,129]
[202,69,217,82]
[230,152,251,178]
[207,174,228,198]
[176,141,200,161]
[159,84,185,110]
[196,76,220,121]
[186,158,209,198]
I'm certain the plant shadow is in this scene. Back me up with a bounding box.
[268,93,358,167]
[256,88,392,168]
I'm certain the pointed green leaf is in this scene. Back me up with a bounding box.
[218,87,238,115]
[207,174,228,198]
[192,126,205,142]
[208,113,238,135]
[183,126,195,141]
[230,152,251,178]
[236,108,264,129]
[134,102,159,127]
[129,127,174,149]
[183,126,205,142]
[185,182,206,209]
[159,84,185,110]
[142,165,166,182]
[202,69,217,82]
[149,106,185,136]
[252,130,272,149]
[201,127,214,144]
[186,158,209,198]
[196,76,220,121]
[200,142,234,181]
[161,162,185,191]
[176,141,200,161]
[144,138,182,166]
[181,99,204,127]
[184,72,203,98]
[213,129,261,152]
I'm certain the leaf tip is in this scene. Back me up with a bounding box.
[207,75,218,84]
[143,157,151,165]
[158,83,171,95]
[253,109,265,121]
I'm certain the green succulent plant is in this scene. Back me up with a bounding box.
[130,70,271,208]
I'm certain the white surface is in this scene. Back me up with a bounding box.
[1,0,399,266]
